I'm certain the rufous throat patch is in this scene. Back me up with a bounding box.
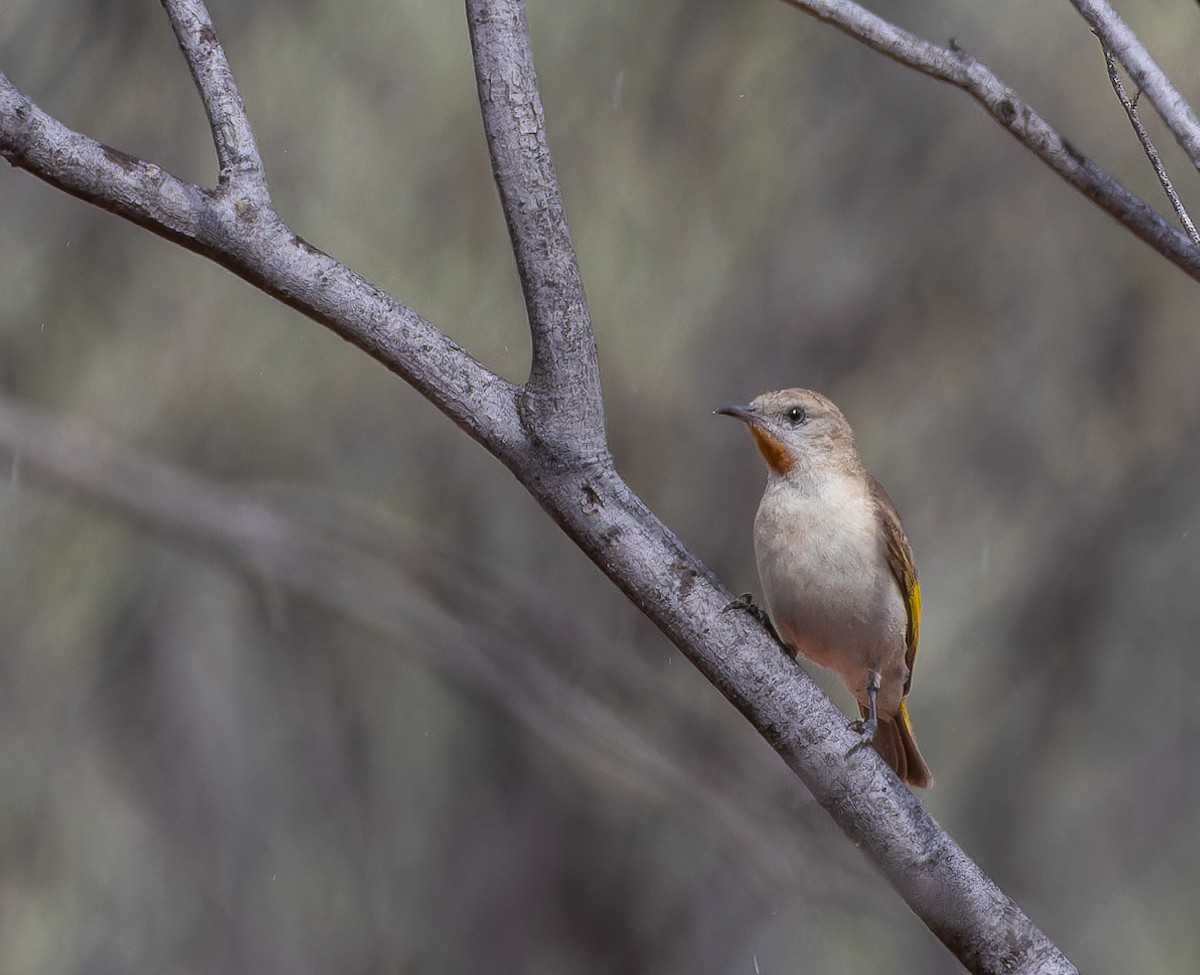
[749,425,795,476]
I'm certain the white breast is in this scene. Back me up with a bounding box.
[752,469,908,707]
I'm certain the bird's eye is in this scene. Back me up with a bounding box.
[785,405,807,425]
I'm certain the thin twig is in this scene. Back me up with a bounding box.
[778,0,1200,280]
[1070,0,1200,172]
[1105,51,1200,248]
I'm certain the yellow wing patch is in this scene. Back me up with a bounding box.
[903,577,921,693]
[870,473,920,696]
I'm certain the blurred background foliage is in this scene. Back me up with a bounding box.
[2,0,1200,971]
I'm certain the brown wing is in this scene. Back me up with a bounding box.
[868,474,920,696]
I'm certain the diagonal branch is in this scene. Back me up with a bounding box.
[161,0,268,198]
[1069,0,1200,173]
[466,0,606,460]
[779,0,1200,279]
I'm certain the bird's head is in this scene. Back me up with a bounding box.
[716,387,858,477]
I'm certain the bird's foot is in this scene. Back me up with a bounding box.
[722,593,779,640]
[846,676,880,757]
[846,716,878,757]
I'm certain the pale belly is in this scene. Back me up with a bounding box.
[753,483,909,713]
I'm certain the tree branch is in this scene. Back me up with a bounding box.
[0,74,522,459]
[0,0,1079,970]
[160,0,268,198]
[1069,0,1200,173]
[779,0,1200,278]
[466,0,606,459]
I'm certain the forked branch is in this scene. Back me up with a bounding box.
[0,0,1082,971]
[1070,0,1200,172]
[0,12,521,456]
[779,0,1200,276]
[1103,51,1200,248]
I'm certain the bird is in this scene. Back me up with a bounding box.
[717,388,932,787]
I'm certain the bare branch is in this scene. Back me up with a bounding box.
[779,0,1200,281]
[160,0,268,198]
[1070,0,1200,173]
[466,0,606,459]
[0,76,211,239]
[1104,52,1200,248]
[0,73,523,460]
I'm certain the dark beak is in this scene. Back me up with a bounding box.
[715,403,756,423]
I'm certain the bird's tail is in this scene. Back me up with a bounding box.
[862,700,933,788]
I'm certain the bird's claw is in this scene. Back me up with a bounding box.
[722,592,756,614]
[722,593,779,640]
[845,717,878,758]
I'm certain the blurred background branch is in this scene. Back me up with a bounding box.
[0,392,831,892]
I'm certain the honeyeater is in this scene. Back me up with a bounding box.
[718,388,932,788]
